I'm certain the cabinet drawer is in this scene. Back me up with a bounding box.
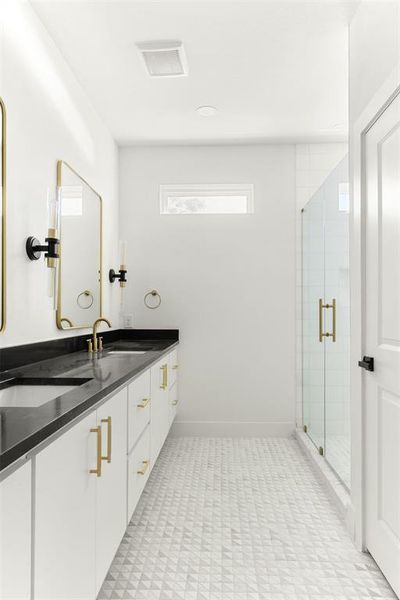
[128,425,151,521]
[128,370,151,451]
[168,349,178,389]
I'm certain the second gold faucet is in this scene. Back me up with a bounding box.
[88,317,112,353]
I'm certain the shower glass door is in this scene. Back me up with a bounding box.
[324,159,350,488]
[302,188,325,452]
[302,156,350,488]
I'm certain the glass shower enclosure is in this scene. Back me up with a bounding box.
[302,156,350,488]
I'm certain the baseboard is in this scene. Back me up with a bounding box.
[170,421,294,437]
[295,429,353,523]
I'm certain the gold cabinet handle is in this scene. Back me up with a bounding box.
[90,426,102,477]
[137,398,150,408]
[137,460,150,475]
[172,364,178,370]
[319,298,337,342]
[101,416,112,463]
[172,400,178,406]
[160,364,168,390]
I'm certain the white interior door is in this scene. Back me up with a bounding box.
[365,92,400,598]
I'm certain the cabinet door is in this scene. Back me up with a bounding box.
[150,359,169,464]
[0,462,31,600]
[128,370,151,452]
[127,425,150,521]
[35,412,97,600]
[95,389,128,594]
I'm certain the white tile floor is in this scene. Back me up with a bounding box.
[325,434,351,489]
[98,437,397,600]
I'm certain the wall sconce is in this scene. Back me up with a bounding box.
[26,194,60,269]
[109,241,127,287]
[26,233,59,267]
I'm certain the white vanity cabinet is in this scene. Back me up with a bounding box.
[1,344,178,600]
[35,389,128,600]
[0,461,31,600]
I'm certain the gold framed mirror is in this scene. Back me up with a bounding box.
[0,98,6,333]
[56,161,102,330]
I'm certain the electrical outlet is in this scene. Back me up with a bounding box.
[123,314,134,328]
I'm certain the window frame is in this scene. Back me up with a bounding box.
[159,183,254,215]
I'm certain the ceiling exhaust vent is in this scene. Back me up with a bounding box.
[136,40,188,77]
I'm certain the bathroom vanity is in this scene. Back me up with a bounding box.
[0,330,179,600]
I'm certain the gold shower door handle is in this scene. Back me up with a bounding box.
[319,298,337,342]
[90,426,102,477]
[331,298,336,342]
[101,416,112,463]
[319,298,324,342]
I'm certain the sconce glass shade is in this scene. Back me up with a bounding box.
[119,240,127,266]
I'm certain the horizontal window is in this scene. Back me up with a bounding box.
[160,184,254,215]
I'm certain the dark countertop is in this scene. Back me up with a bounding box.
[0,337,178,473]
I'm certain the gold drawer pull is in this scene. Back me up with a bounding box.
[137,460,150,475]
[160,364,168,389]
[101,416,112,463]
[90,426,102,477]
[172,364,178,370]
[172,400,178,406]
[137,398,150,408]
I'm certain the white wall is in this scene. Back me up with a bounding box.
[0,1,120,348]
[119,144,296,436]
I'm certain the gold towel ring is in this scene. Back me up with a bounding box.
[144,290,161,309]
[77,290,94,309]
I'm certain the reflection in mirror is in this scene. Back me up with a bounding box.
[57,161,102,330]
[0,98,6,332]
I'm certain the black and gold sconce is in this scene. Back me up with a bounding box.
[26,231,59,267]
[26,195,61,269]
[109,241,128,288]
[109,267,127,287]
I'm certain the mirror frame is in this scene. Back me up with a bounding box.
[0,98,6,333]
[56,160,103,330]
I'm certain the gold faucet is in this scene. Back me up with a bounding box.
[91,317,112,353]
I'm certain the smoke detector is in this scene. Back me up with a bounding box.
[136,40,188,77]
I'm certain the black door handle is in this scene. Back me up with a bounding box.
[358,356,374,372]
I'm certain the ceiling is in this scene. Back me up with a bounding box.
[31,1,357,146]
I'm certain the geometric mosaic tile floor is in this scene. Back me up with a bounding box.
[97,437,397,600]
[325,434,351,490]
